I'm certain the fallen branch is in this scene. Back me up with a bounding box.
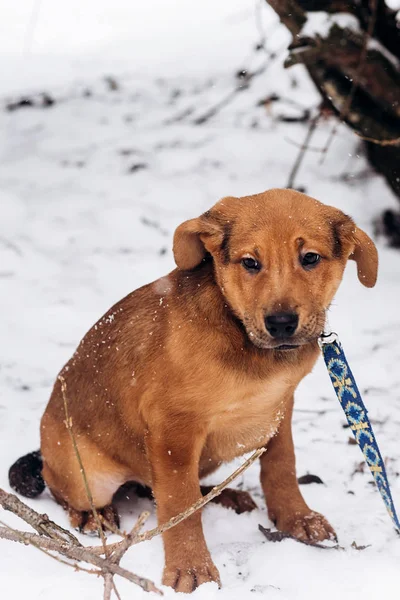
[110,512,150,562]
[0,523,162,594]
[103,574,114,600]
[0,518,97,575]
[0,488,80,545]
[134,447,266,545]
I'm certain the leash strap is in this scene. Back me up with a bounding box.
[319,333,400,533]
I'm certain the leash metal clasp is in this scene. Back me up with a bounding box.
[318,331,338,348]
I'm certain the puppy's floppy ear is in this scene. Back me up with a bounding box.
[332,210,378,288]
[348,226,378,288]
[173,211,224,270]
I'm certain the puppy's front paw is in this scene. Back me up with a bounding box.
[163,558,220,593]
[277,510,336,543]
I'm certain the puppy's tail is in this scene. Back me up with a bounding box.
[8,450,46,498]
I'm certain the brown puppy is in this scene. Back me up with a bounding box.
[11,189,378,593]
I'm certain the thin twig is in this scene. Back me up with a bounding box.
[287,112,320,188]
[98,513,126,539]
[104,512,150,599]
[110,512,150,563]
[59,374,125,597]
[134,447,266,545]
[58,375,108,553]
[319,0,378,163]
[0,236,23,256]
[103,573,114,600]
[284,137,326,153]
[193,51,279,125]
[112,581,123,600]
[23,0,42,56]
[0,525,92,553]
[352,131,400,147]
[130,511,150,537]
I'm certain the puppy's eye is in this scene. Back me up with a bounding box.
[241,257,261,272]
[301,252,321,268]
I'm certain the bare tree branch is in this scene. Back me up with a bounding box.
[287,112,321,188]
[0,488,80,545]
[0,524,162,594]
[319,0,379,162]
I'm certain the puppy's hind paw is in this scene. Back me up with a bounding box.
[69,504,120,535]
[202,485,257,514]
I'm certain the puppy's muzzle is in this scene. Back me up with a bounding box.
[265,313,299,339]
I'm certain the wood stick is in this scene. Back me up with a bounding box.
[103,573,114,600]
[0,488,80,545]
[58,375,108,553]
[287,112,320,189]
[111,512,150,563]
[0,525,162,595]
[134,447,266,545]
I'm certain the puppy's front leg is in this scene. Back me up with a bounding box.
[148,425,220,593]
[260,396,336,542]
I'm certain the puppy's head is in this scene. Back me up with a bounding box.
[173,189,378,351]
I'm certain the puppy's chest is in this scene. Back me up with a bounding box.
[205,375,292,461]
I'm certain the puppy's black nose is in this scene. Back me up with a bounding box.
[265,313,299,338]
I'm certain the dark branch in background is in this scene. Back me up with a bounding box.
[268,0,400,143]
[317,0,379,163]
[287,112,321,189]
[193,59,273,125]
[165,2,283,127]
[297,0,400,60]
[265,0,400,243]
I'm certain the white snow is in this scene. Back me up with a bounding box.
[300,12,361,39]
[1,1,400,599]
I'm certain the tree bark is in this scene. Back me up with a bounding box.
[266,0,400,205]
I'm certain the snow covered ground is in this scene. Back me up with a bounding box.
[1,1,400,598]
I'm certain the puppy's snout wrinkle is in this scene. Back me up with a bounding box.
[265,313,299,339]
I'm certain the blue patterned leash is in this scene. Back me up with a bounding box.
[319,332,400,533]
